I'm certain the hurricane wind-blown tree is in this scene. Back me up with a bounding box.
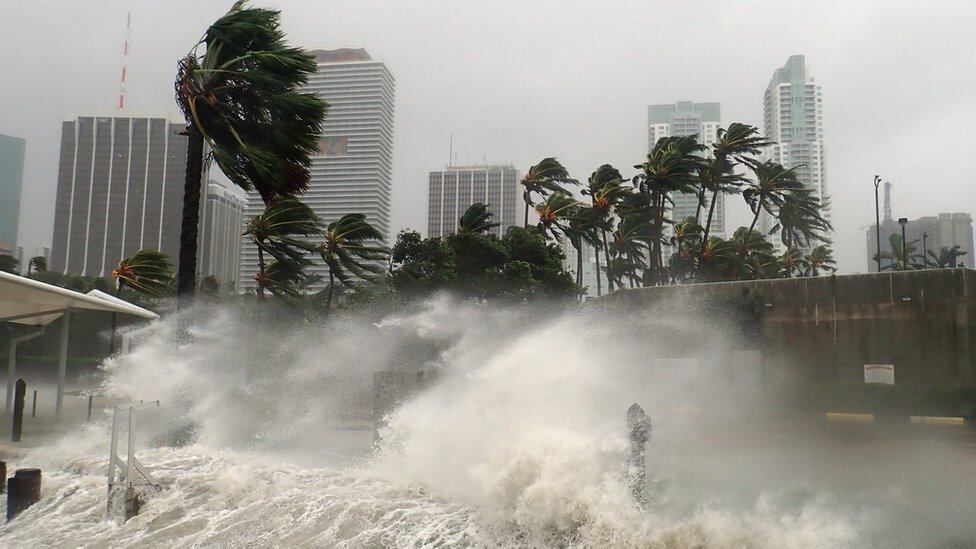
[457,202,499,235]
[174,1,326,304]
[582,164,628,294]
[315,214,389,311]
[0,254,18,274]
[927,245,967,268]
[633,135,703,284]
[520,157,577,228]
[805,245,837,276]
[243,198,322,298]
[700,124,770,244]
[26,256,47,276]
[110,249,173,353]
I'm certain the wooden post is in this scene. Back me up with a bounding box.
[11,379,25,443]
[30,390,36,418]
[124,485,143,522]
[87,395,93,422]
[6,468,41,520]
[0,462,5,493]
[627,403,651,508]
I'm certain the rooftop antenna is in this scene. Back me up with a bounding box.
[448,134,453,168]
[883,181,892,221]
[117,12,132,110]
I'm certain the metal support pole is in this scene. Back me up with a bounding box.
[922,233,928,268]
[30,391,36,418]
[873,175,882,272]
[55,312,69,421]
[6,331,42,415]
[899,218,909,270]
[126,407,135,487]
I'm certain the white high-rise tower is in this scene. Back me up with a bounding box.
[760,55,830,253]
[239,48,395,290]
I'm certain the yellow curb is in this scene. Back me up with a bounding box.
[909,416,966,426]
[826,412,875,423]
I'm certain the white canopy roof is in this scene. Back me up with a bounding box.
[0,271,159,326]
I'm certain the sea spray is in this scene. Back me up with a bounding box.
[1,295,973,546]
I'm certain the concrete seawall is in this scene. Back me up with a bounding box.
[600,268,976,386]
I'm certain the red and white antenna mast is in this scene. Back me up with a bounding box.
[117,12,132,110]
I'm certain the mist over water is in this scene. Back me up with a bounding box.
[1,295,974,547]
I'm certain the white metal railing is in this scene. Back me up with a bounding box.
[106,400,161,517]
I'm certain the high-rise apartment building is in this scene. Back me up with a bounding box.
[866,213,974,271]
[648,101,723,237]
[50,115,188,276]
[759,55,830,253]
[198,180,245,287]
[428,165,519,238]
[240,48,395,290]
[0,134,26,256]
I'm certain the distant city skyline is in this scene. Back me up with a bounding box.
[427,164,520,238]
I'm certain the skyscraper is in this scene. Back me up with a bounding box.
[198,180,245,287]
[648,101,723,236]
[0,134,26,257]
[50,115,188,276]
[239,48,395,290]
[760,55,830,253]
[428,165,519,238]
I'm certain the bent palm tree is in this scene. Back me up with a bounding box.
[520,158,577,227]
[110,249,173,354]
[26,256,47,276]
[927,245,967,268]
[243,198,321,297]
[700,123,769,244]
[112,249,173,298]
[805,245,837,276]
[535,194,579,240]
[457,202,499,235]
[174,0,327,303]
[315,214,389,311]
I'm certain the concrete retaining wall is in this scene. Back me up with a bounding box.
[600,268,976,386]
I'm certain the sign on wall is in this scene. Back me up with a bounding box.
[864,364,895,385]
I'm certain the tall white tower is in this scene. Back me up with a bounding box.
[760,55,830,253]
[239,48,395,290]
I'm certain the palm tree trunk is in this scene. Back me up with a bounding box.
[176,124,204,307]
[523,191,530,228]
[694,187,706,225]
[593,234,602,297]
[256,246,266,298]
[601,228,613,292]
[576,241,583,297]
[702,188,719,243]
[326,270,336,311]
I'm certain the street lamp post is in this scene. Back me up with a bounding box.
[922,232,928,269]
[898,217,909,270]
[873,175,882,272]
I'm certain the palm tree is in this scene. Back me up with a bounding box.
[174,1,327,303]
[805,245,837,276]
[700,124,770,244]
[769,190,832,250]
[582,164,630,293]
[457,203,499,235]
[110,249,173,354]
[112,249,173,298]
[535,194,579,240]
[874,233,922,270]
[0,254,18,274]
[777,247,808,278]
[520,158,577,228]
[315,214,389,311]
[741,161,803,251]
[243,198,322,297]
[26,256,47,276]
[634,135,703,284]
[926,245,967,268]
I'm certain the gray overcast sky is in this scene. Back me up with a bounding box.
[2,0,974,273]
